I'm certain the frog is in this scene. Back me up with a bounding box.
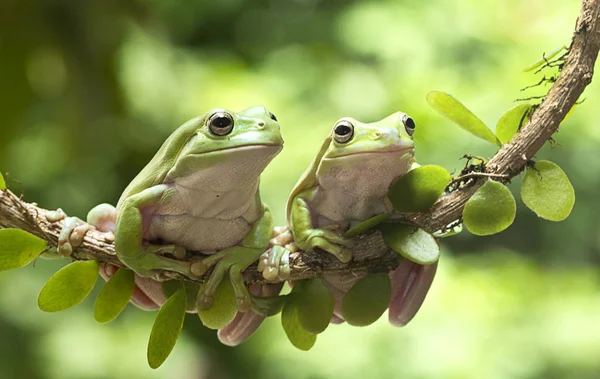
[258,111,437,326]
[50,106,284,323]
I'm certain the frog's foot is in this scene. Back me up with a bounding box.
[388,258,437,327]
[122,246,195,280]
[257,245,291,281]
[57,217,95,257]
[191,246,262,312]
[306,228,354,263]
[144,244,187,260]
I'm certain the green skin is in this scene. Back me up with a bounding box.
[53,106,283,314]
[259,111,437,326]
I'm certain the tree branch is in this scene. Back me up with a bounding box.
[0,0,599,285]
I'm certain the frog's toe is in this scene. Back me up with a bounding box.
[57,217,92,257]
[388,259,437,327]
[257,246,290,281]
[45,208,66,223]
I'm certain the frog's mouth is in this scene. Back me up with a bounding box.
[328,146,414,159]
[197,143,283,155]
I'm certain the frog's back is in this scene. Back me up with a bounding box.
[116,115,206,210]
[285,135,332,221]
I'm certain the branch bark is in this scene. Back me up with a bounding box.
[1,0,599,285]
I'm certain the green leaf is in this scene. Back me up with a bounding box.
[0,228,47,271]
[427,91,501,146]
[296,278,334,334]
[341,274,391,327]
[148,284,186,369]
[250,293,288,317]
[162,280,200,312]
[380,224,440,264]
[94,268,135,323]
[344,213,391,238]
[522,45,568,72]
[463,180,516,236]
[281,296,316,351]
[389,165,452,212]
[496,104,532,144]
[197,276,238,330]
[0,172,5,190]
[521,160,575,221]
[38,260,99,312]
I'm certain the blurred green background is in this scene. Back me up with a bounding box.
[1,0,600,378]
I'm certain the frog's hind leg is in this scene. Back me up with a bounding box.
[217,282,284,346]
[388,259,437,327]
[115,185,193,279]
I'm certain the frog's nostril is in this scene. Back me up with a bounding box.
[258,121,265,128]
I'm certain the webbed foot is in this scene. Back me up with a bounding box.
[257,245,292,281]
[305,225,354,263]
[191,246,263,312]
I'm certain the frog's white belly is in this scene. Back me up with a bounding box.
[144,175,262,252]
[147,214,252,252]
[311,152,412,225]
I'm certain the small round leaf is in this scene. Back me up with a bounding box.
[521,160,575,221]
[341,274,391,327]
[94,268,135,323]
[463,180,516,236]
[296,278,334,334]
[344,213,391,238]
[389,165,451,212]
[496,104,532,144]
[148,284,186,369]
[281,297,316,351]
[197,276,238,330]
[427,91,501,146]
[0,228,47,271]
[38,260,99,312]
[380,224,440,264]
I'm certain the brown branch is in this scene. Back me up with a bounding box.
[0,0,599,284]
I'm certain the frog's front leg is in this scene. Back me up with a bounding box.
[192,204,277,312]
[290,193,354,263]
[115,184,192,279]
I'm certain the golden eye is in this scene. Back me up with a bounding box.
[333,120,354,144]
[207,112,234,136]
[402,114,416,137]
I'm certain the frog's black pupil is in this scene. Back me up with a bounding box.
[335,124,352,136]
[212,116,231,128]
[404,117,415,130]
[269,112,278,121]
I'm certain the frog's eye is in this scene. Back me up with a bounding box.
[402,114,416,137]
[208,112,234,136]
[333,120,354,144]
[268,112,278,122]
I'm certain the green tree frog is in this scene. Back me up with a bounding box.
[51,106,284,342]
[259,112,437,326]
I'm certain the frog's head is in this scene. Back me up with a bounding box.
[315,112,416,190]
[324,111,415,159]
[166,106,283,181]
